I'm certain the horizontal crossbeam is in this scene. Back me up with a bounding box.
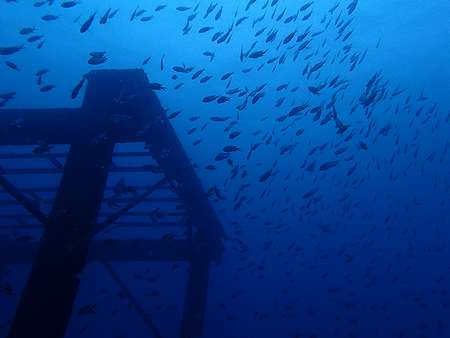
[0,184,173,194]
[0,151,153,160]
[0,239,192,264]
[0,197,182,206]
[0,165,162,175]
[0,221,185,230]
[0,211,187,219]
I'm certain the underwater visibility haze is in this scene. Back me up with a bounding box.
[1,0,450,338]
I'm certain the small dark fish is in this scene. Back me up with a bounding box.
[0,45,24,55]
[319,160,339,171]
[296,128,304,136]
[71,75,86,99]
[40,84,56,92]
[203,51,215,62]
[173,65,193,73]
[88,52,107,65]
[5,61,19,71]
[155,5,167,11]
[203,95,219,103]
[199,26,214,33]
[229,131,241,139]
[80,13,96,33]
[61,1,79,8]
[215,152,230,161]
[100,8,112,24]
[176,6,191,11]
[142,56,151,65]
[20,27,36,35]
[34,1,48,7]
[27,35,44,43]
[210,116,230,122]
[259,169,272,182]
[41,14,59,21]
[0,92,16,100]
[347,0,359,15]
[347,163,357,176]
[221,72,234,81]
[249,50,267,59]
[109,9,119,18]
[37,40,45,49]
[217,96,230,104]
[35,69,49,77]
[149,82,166,91]
[300,2,313,11]
[140,16,154,22]
[200,76,212,83]
[168,110,182,119]
[223,145,240,153]
[192,68,205,79]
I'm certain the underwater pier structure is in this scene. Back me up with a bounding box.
[0,69,224,338]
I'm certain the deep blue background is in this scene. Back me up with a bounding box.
[1,1,450,337]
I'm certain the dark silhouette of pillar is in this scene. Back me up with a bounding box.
[7,141,114,338]
[0,69,224,338]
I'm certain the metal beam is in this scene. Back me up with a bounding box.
[0,211,186,220]
[102,261,163,338]
[1,69,224,338]
[0,108,81,146]
[94,178,169,234]
[0,222,186,231]
[0,184,173,194]
[0,164,162,175]
[0,151,153,160]
[0,239,192,264]
[0,74,156,146]
[0,175,48,226]
[7,75,118,338]
[181,238,211,338]
[0,197,181,206]
[45,155,64,171]
[7,141,114,338]
[140,88,225,262]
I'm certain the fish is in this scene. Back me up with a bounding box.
[19,27,37,35]
[5,61,19,71]
[80,13,96,33]
[61,1,79,9]
[0,45,24,55]
[71,75,86,99]
[319,160,339,171]
[40,84,56,92]
[41,14,59,21]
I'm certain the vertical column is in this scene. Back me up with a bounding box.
[6,69,158,338]
[136,70,223,337]
[7,141,114,338]
[181,235,212,338]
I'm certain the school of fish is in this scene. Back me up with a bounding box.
[1,0,450,338]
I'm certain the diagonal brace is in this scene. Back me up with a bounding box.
[94,177,168,235]
[0,174,49,226]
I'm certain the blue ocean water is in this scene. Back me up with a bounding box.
[1,1,450,338]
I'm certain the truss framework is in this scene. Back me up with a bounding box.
[0,69,224,338]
